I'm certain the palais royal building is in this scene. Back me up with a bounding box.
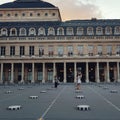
[0,0,120,84]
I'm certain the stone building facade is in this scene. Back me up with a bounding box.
[0,0,120,84]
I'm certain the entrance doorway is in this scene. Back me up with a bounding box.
[56,63,64,82]
[77,63,86,82]
[66,63,74,83]
[89,63,96,82]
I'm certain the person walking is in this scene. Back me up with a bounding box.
[76,72,82,90]
[54,75,59,88]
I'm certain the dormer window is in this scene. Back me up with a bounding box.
[105,26,112,35]
[19,28,27,36]
[38,27,46,36]
[57,27,64,35]
[66,27,74,35]
[96,27,103,35]
[114,26,120,35]
[76,27,84,35]
[48,27,55,36]
[87,27,94,35]
[0,28,8,36]
[29,28,36,36]
[10,28,17,36]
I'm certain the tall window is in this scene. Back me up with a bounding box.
[68,46,73,56]
[107,45,112,56]
[48,46,54,57]
[58,46,64,57]
[39,46,44,57]
[66,27,74,35]
[88,45,94,56]
[10,46,15,56]
[29,46,34,56]
[20,46,25,56]
[87,27,94,35]
[78,45,83,56]
[116,45,120,56]
[97,45,102,56]
[0,46,5,56]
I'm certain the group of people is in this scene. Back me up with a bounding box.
[54,71,82,90]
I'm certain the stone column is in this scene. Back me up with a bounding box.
[107,62,110,82]
[74,62,77,83]
[96,62,100,83]
[64,62,66,83]
[11,63,14,84]
[32,63,34,83]
[42,63,45,83]
[21,63,24,83]
[86,62,89,83]
[0,63,3,84]
[117,62,120,82]
[53,63,56,83]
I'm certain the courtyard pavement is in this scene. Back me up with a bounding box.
[0,83,120,120]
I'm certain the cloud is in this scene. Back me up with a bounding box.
[45,0,102,21]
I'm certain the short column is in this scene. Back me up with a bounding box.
[86,62,89,83]
[64,62,66,83]
[42,63,45,83]
[0,63,3,84]
[107,62,110,82]
[96,62,100,83]
[117,62,120,82]
[32,63,34,83]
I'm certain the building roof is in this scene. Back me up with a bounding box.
[0,0,56,9]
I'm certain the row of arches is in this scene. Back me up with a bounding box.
[0,26,120,36]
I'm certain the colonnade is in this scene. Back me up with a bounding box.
[0,62,120,84]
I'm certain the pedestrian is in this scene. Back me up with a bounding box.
[76,72,82,90]
[54,75,59,88]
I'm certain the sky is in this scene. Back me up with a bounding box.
[0,0,120,21]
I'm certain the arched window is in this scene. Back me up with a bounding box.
[38,27,46,36]
[19,28,27,36]
[48,27,55,35]
[0,28,8,36]
[10,28,17,36]
[57,27,64,35]
[29,28,36,36]
[87,27,94,35]
[105,26,112,35]
[96,27,103,35]
[66,27,74,35]
[76,27,84,35]
[114,26,120,35]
